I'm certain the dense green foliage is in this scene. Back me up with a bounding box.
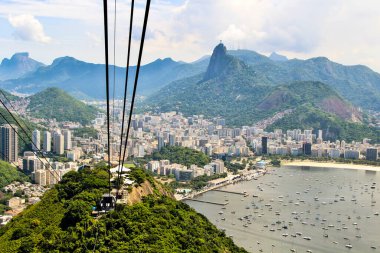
[267,105,380,143]
[170,173,228,191]
[0,160,30,214]
[225,161,246,174]
[152,146,211,167]
[27,87,98,125]
[0,163,246,253]
[0,160,30,189]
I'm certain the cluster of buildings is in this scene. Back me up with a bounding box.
[0,124,81,187]
[97,112,252,163]
[253,129,378,161]
[93,111,378,164]
[32,128,73,155]
[146,159,226,181]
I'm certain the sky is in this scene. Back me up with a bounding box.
[1,0,380,72]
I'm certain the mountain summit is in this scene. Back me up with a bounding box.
[269,52,288,62]
[0,52,44,80]
[203,43,247,81]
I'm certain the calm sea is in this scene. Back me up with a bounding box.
[185,166,380,253]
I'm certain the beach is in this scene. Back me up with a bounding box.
[282,160,380,171]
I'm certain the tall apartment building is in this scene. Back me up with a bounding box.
[32,129,40,151]
[261,136,268,155]
[53,132,64,155]
[366,148,378,161]
[63,130,72,150]
[43,131,51,152]
[0,125,18,163]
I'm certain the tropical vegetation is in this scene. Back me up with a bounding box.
[27,87,98,125]
[151,146,211,167]
[0,162,246,253]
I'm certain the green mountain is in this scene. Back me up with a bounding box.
[0,165,246,253]
[27,87,98,125]
[266,105,380,143]
[145,44,378,141]
[218,49,380,111]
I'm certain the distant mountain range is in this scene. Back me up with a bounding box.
[0,54,206,99]
[0,53,44,81]
[144,43,380,142]
[1,47,380,112]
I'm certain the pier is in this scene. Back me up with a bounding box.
[183,199,229,206]
[212,189,246,195]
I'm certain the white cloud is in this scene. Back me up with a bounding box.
[218,24,247,42]
[8,14,52,43]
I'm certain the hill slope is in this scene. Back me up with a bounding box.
[0,165,246,253]
[27,87,98,124]
[144,44,378,141]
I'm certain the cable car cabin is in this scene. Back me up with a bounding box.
[97,193,116,212]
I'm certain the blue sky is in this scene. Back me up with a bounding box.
[1,0,380,72]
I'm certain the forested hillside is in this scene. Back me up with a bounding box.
[0,164,246,253]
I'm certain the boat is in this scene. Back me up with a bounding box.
[345,244,353,249]
[303,236,311,240]
[218,211,224,215]
[282,233,289,237]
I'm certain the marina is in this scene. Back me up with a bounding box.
[185,165,380,253]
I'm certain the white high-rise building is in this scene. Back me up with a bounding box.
[318,130,323,140]
[63,130,72,150]
[53,132,64,155]
[32,129,40,151]
[43,131,51,152]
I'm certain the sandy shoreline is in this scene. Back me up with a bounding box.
[282,160,380,171]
